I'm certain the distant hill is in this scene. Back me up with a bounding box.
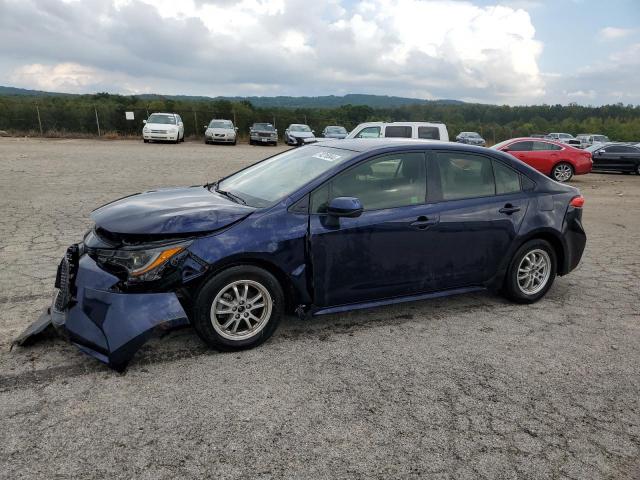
[0,86,463,108]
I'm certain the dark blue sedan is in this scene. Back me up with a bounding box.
[16,140,586,370]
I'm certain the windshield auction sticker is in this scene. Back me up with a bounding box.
[312,151,343,162]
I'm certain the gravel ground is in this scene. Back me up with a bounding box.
[0,137,639,479]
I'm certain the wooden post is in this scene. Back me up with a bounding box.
[35,103,43,136]
[94,105,101,137]
[193,110,198,136]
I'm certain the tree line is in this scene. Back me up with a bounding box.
[1,93,639,143]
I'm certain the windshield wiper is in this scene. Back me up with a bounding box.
[213,184,247,205]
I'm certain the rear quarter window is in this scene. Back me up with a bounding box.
[493,161,521,194]
[384,126,412,138]
[418,126,440,140]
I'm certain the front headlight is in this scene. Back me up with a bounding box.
[93,243,189,282]
[143,127,149,133]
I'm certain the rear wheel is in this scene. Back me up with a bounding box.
[552,162,573,182]
[636,163,640,175]
[192,266,284,351]
[503,239,556,304]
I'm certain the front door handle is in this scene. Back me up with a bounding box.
[499,203,521,215]
[410,215,439,229]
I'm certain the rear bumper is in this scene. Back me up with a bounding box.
[561,207,586,275]
[15,254,189,371]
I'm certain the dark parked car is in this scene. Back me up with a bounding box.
[15,140,586,370]
[587,143,640,174]
[456,131,486,146]
[249,123,278,146]
[322,126,348,139]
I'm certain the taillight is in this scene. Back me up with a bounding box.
[569,195,585,208]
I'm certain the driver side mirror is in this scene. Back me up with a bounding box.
[203,124,208,129]
[598,149,605,154]
[143,120,147,124]
[327,197,363,218]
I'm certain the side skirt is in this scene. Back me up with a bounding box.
[310,286,486,316]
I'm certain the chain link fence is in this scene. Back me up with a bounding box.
[0,97,572,145]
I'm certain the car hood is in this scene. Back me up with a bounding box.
[145,123,177,130]
[289,131,315,138]
[91,186,255,235]
[324,133,347,139]
[207,128,235,134]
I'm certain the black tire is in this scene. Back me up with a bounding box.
[551,162,573,182]
[503,239,557,304]
[192,266,284,351]
[143,139,149,143]
[635,163,640,175]
[232,139,237,146]
[249,139,254,146]
[181,133,185,143]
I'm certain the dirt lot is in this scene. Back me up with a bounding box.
[0,137,638,479]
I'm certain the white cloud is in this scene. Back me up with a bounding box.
[0,0,545,103]
[600,27,635,40]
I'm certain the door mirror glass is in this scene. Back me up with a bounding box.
[327,197,363,218]
[143,119,147,124]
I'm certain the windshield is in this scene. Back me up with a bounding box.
[253,123,275,131]
[461,132,480,138]
[326,126,347,134]
[148,114,176,125]
[290,124,311,132]
[217,146,356,208]
[593,135,609,142]
[209,120,233,129]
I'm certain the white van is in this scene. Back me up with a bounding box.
[346,121,449,142]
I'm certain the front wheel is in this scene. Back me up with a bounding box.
[503,239,557,304]
[551,162,573,182]
[192,266,284,351]
[636,163,640,175]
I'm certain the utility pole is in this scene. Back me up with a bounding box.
[94,105,101,137]
[193,110,198,136]
[35,103,43,137]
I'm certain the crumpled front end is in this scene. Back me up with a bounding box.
[15,244,194,371]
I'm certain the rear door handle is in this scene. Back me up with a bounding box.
[499,204,521,215]
[410,215,439,229]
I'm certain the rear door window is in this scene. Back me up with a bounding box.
[418,126,440,140]
[507,141,533,151]
[435,152,495,200]
[533,141,561,151]
[384,126,412,138]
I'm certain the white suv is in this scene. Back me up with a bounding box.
[143,113,185,143]
[346,122,449,142]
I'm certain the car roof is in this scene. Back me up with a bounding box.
[501,136,567,145]
[355,121,444,127]
[315,138,489,153]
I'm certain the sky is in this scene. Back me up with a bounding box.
[0,0,638,105]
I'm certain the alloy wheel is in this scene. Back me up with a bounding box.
[517,249,551,295]
[210,280,273,341]
[553,164,573,182]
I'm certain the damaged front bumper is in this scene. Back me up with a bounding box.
[14,245,190,371]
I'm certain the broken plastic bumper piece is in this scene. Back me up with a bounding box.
[13,245,189,371]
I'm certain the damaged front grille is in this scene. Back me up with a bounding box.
[53,244,81,311]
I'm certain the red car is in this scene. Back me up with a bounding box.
[492,137,592,182]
